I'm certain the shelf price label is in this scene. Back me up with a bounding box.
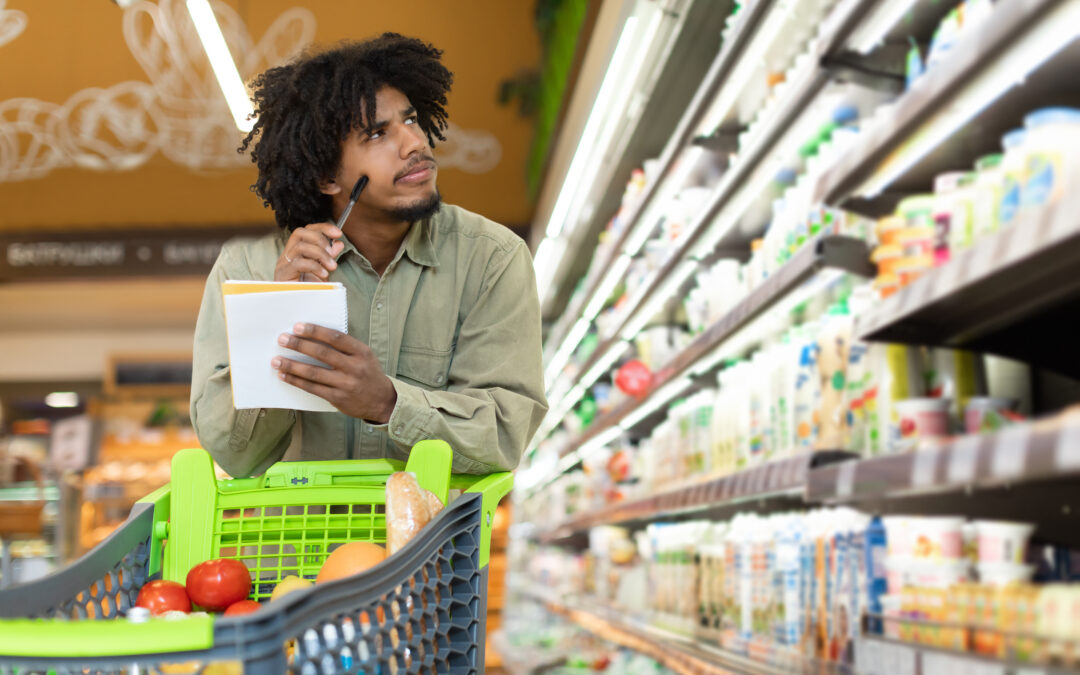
[1054,410,1080,471]
[991,424,1032,479]
[947,435,981,484]
[911,447,939,489]
[836,460,857,499]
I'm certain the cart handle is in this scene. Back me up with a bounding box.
[0,614,213,658]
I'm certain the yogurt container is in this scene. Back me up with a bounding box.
[977,561,1035,587]
[964,396,1017,433]
[910,516,965,560]
[895,398,952,451]
[1021,107,1080,210]
[932,171,976,264]
[974,520,1035,563]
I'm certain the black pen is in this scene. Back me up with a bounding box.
[335,175,368,229]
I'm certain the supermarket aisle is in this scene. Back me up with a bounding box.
[504,0,1080,672]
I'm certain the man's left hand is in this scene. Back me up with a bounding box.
[272,323,397,424]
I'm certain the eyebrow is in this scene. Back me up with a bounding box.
[367,106,417,135]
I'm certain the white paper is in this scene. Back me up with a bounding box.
[224,285,347,412]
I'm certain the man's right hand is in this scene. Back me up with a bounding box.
[275,223,346,281]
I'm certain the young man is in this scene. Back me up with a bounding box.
[190,34,548,477]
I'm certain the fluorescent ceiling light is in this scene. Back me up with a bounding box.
[618,375,695,430]
[619,260,698,341]
[847,0,920,55]
[584,255,633,320]
[696,7,790,137]
[45,392,79,408]
[545,316,591,387]
[534,237,568,302]
[577,425,624,464]
[187,0,256,132]
[544,16,641,241]
[858,0,1078,198]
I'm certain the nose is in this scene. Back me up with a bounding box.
[399,121,428,159]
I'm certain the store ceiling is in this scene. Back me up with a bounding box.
[0,0,541,233]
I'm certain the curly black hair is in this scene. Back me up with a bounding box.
[239,33,453,230]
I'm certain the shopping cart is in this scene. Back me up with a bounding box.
[0,439,512,674]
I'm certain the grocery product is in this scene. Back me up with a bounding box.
[386,471,433,555]
[135,580,191,615]
[223,600,262,616]
[269,575,313,602]
[895,398,952,451]
[1021,107,1080,209]
[965,396,1017,433]
[974,520,1035,564]
[316,542,388,583]
[998,128,1028,228]
[971,154,1004,239]
[185,558,252,611]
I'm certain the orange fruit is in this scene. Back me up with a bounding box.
[315,542,386,583]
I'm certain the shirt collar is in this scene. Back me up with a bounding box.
[333,214,440,270]
[401,215,440,268]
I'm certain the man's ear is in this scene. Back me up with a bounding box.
[319,176,343,196]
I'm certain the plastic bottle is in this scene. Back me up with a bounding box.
[998,128,1028,228]
[1021,107,1080,210]
[864,516,888,635]
[971,154,1004,241]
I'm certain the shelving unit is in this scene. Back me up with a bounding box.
[511,0,1080,670]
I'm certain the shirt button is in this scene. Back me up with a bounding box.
[435,374,444,384]
[395,426,403,435]
[258,410,266,418]
[366,425,374,433]
[376,302,383,311]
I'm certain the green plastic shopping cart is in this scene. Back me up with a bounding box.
[0,439,512,674]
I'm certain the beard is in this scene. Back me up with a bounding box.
[387,188,441,223]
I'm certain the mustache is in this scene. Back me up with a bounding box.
[394,155,437,182]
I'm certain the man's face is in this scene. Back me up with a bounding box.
[323,85,439,224]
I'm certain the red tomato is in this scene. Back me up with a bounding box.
[185,559,252,611]
[223,599,262,616]
[135,580,191,615]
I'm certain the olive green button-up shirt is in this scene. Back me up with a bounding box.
[190,204,548,477]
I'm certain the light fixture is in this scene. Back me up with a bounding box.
[696,7,791,137]
[618,375,695,431]
[186,0,256,132]
[45,392,79,408]
[619,260,698,341]
[544,316,591,388]
[858,0,1078,198]
[543,15,642,242]
[846,0,920,55]
[534,237,569,303]
[583,254,632,320]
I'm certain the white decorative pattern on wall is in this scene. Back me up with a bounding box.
[0,0,502,182]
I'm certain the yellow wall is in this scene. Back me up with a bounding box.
[0,0,540,231]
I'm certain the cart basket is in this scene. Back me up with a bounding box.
[0,439,513,674]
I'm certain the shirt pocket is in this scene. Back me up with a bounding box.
[396,345,453,390]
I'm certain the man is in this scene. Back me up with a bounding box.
[190,34,548,477]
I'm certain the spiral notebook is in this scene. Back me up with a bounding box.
[222,280,348,412]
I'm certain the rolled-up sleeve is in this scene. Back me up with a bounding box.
[385,241,548,473]
[190,244,296,477]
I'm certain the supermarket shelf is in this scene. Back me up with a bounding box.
[537,451,854,542]
[856,635,1080,675]
[543,0,780,361]
[541,0,885,427]
[0,484,59,503]
[540,597,844,675]
[554,236,872,466]
[856,190,1080,378]
[815,0,1080,215]
[491,629,570,675]
[807,405,1080,505]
